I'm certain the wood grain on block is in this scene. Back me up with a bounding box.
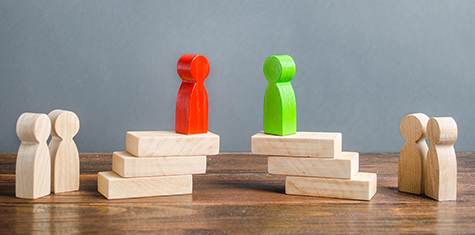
[97,172,192,199]
[286,172,377,201]
[251,131,341,157]
[112,151,206,178]
[126,131,219,157]
[48,109,80,194]
[425,117,457,201]
[398,113,429,195]
[268,152,358,179]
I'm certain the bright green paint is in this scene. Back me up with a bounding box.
[263,55,296,136]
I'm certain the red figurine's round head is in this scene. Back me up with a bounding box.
[177,54,210,83]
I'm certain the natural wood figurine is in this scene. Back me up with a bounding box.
[398,113,429,195]
[263,55,296,136]
[16,113,51,199]
[175,54,209,135]
[425,117,458,201]
[48,110,80,193]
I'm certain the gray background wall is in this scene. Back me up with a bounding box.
[1,0,474,153]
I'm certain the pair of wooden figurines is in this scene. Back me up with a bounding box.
[16,110,80,199]
[399,113,457,201]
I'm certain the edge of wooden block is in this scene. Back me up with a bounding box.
[285,172,377,201]
[334,133,342,158]
[125,133,139,157]
[97,171,193,200]
[268,151,359,179]
[251,131,342,157]
[97,172,110,199]
[126,131,220,157]
[112,153,126,177]
[112,151,207,178]
[350,152,359,177]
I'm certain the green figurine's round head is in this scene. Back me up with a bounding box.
[263,55,296,83]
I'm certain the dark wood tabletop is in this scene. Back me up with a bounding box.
[0,152,474,234]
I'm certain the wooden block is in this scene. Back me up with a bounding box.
[16,113,51,199]
[112,151,206,177]
[263,55,296,136]
[398,113,429,195]
[175,54,209,135]
[97,172,192,199]
[268,152,359,179]
[425,117,457,201]
[126,131,219,157]
[286,172,377,201]
[48,109,80,194]
[251,131,341,157]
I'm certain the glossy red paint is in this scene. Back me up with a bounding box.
[175,54,209,135]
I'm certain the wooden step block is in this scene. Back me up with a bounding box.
[126,131,219,157]
[268,152,359,179]
[251,131,341,157]
[286,172,377,201]
[98,172,192,199]
[112,151,206,178]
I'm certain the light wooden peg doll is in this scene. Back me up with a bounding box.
[399,113,429,195]
[16,113,51,199]
[425,117,458,201]
[48,110,80,193]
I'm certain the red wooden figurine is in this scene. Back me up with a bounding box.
[175,54,210,135]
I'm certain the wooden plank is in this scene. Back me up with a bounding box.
[112,151,206,178]
[126,131,219,157]
[97,171,192,199]
[268,152,359,179]
[286,172,377,201]
[251,131,341,157]
[2,152,475,234]
[2,202,475,234]
[2,152,475,204]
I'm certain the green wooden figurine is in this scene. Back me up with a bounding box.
[263,55,296,136]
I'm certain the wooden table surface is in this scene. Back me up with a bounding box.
[0,152,474,234]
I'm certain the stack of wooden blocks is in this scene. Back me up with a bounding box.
[98,131,219,199]
[251,131,377,201]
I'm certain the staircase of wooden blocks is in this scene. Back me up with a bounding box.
[251,131,377,201]
[98,131,220,199]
